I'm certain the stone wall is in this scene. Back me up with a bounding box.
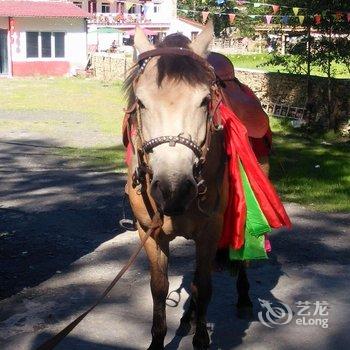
[235,69,349,106]
[235,68,350,124]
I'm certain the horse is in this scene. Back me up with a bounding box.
[123,22,254,350]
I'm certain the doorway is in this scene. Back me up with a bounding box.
[0,29,8,75]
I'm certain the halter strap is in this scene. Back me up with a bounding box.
[143,135,203,159]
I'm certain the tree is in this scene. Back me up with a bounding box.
[177,0,266,37]
[179,0,349,131]
[261,0,349,131]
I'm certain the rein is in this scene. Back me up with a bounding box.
[35,47,223,350]
[35,212,163,350]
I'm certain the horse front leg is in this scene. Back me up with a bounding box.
[192,233,219,349]
[176,283,197,336]
[139,227,169,350]
[236,261,253,319]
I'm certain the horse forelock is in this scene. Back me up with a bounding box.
[123,33,214,106]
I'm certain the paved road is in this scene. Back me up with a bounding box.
[0,120,349,350]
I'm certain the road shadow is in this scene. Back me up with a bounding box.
[0,138,128,299]
[31,333,140,350]
[165,253,283,349]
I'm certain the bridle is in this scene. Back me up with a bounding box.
[124,47,223,198]
[33,49,225,350]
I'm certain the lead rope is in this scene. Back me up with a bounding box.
[35,212,163,350]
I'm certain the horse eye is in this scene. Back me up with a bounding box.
[200,96,210,107]
[138,100,146,109]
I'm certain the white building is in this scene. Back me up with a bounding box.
[0,0,89,76]
[69,0,203,51]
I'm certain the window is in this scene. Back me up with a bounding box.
[26,32,39,58]
[41,32,51,58]
[26,32,65,59]
[54,32,65,58]
[191,32,198,41]
[116,2,124,13]
[73,1,82,8]
[101,2,110,13]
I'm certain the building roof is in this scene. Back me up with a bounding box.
[178,16,204,29]
[0,0,90,18]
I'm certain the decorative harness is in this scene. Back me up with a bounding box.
[34,48,226,350]
[124,47,224,197]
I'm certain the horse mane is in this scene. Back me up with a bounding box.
[123,33,214,107]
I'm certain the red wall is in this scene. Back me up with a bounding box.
[12,61,70,76]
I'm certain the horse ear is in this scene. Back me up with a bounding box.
[134,27,155,55]
[189,20,214,58]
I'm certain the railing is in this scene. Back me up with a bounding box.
[261,101,306,120]
[88,12,152,25]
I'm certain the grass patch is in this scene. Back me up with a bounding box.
[270,117,350,212]
[55,145,127,172]
[227,53,350,79]
[0,77,126,135]
[1,77,347,212]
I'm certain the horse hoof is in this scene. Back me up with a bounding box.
[176,319,196,336]
[192,337,210,350]
[236,305,253,320]
[192,326,210,349]
[147,340,164,350]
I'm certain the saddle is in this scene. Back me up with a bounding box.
[207,52,269,139]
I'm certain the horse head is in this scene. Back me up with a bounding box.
[130,22,215,216]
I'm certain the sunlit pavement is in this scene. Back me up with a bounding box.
[0,116,349,350]
[0,202,349,350]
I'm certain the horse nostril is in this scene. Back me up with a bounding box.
[150,179,170,209]
[182,179,197,197]
[150,180,161,200]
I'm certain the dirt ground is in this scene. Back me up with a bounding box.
[0,111,349,350]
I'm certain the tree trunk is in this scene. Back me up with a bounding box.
[327,6,335,131]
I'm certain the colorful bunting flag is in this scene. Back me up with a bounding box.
[293,7,299,16]
[272,5,280,14]
[281,15,289,25]
[265,15,273,24]
[177,4,348,25]
[314,14,321,24]
[228,13,236,24]
[202,11,209,23]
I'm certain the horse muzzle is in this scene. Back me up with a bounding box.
[150,176,198,216]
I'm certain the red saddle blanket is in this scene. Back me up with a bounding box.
[217,103,291,250]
